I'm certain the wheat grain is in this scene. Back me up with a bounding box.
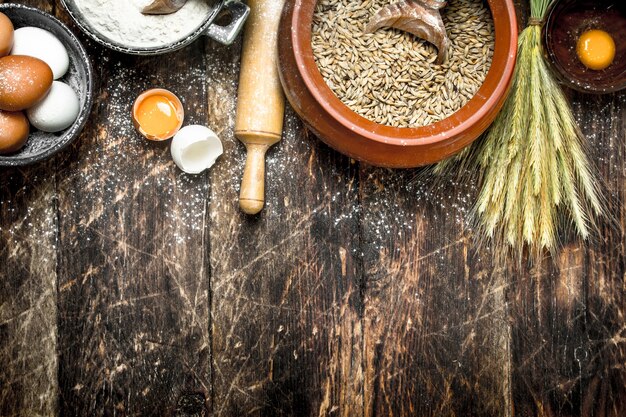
[312,0,495,128]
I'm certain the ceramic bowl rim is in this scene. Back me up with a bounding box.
[292,0,518,146]
[0,3,94,167]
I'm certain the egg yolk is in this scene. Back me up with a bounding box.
[135,95,180,139]
[576,29,616,70]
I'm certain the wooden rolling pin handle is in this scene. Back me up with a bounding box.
[239,141,271,215]
[234,0,285,215]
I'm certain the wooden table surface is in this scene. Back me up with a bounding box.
[1,1,625,416]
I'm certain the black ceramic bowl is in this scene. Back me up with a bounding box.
[544,0,626,93]
[0,4,93,166]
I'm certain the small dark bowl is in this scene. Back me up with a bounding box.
[544,0,626,93]
[0,4,94,167]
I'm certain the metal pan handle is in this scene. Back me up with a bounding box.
[205,0,250,45]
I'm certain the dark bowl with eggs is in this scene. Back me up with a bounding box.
[0,3,93,167]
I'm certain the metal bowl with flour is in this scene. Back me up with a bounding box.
[60,0,249,55]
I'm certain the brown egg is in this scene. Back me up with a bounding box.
[0,13,13,58]
[0,110,29,154]
[0,55,53,111]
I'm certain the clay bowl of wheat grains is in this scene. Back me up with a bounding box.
[278,0,518,167]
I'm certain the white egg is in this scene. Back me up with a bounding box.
[171,125,223,174]
[11,27,70,79]
[27,81,79,133]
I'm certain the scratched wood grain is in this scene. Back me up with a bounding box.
[0,3,58,417]
[52,6,213,413]
[580,92,626,417]
[0,0,625,416]
[358,166,512,417]
[206,38,364,415]
[0,164,58,417]
[508,92,626,417]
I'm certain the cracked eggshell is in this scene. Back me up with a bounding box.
[27,81,79,132]
[170,125,223,174]
[11,27,69,79]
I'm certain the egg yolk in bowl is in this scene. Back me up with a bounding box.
[576,29,616,70]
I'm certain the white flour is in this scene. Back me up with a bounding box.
[73,0,212,48]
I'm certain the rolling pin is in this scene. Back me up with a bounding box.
[235,0,286,215]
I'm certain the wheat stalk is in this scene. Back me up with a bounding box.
[433,0,604,264]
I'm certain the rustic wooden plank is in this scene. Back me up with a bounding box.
[207,38,364,414]
[508,91,625,417]
[359,168,512,416]
[0,3,58,417]
[509,251,587,417]
[0,162,58,417]
[54,24,212,415]
[580,92,626,417]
